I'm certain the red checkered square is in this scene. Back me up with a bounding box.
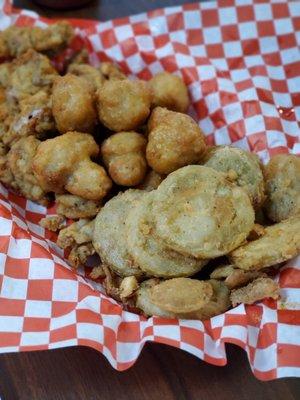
[0,0,299,380]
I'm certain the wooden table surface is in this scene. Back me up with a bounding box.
[1,1,299,399]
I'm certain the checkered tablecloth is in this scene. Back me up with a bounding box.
[0,0,299,380]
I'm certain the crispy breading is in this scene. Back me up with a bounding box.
[32,132,112,200]
[52,74,97,134]
[149,72,189,112]
[137,169,165,191]
[39,215,65,232]
[68,243,95,268]
[146,107,206,174]
[57,219,95,249]
[97,79,152,132]
[93,190,144,277]
[101,131,147,186]
[152,165,255,258]
[6,136,49,205]
[264,154,300,222]
[99,62,126,81]
[136,278,230,320]
[56,194,100,219]
[210,265,265,289]
[202,146,266,209]
[126,193,206,278]
[9,49,58,102]
[230,277,279,307]
[2,90,55,146]
[0,22,74,57]
[229,216,300,270]
[67,64,104,93]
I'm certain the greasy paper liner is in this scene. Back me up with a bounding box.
[0,0,299,380]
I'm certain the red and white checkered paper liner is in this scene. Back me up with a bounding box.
[0,0,299,380]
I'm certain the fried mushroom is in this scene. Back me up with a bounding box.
[149,72,189,112]
[52,74,97,134]
[146,107,206,174]
[97,79,152,132]
[32,131,112,200]
[101,131,147,186]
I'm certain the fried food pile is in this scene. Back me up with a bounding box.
[0,24,299,321]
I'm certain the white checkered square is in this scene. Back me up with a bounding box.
[7,238,31,259]
[52,279,78,302]
[0,316,24,332]
[224,41,242,58]
[25,300,52,318]
[183,11,201,29]
[254,3,272,21]
[20,331,50,346]
[1,276,28,300]
[0,217,12,236]
[203,27,222,44]
[77,322,104,343]
[218,7,238,26]
[253,344,277,372]
[28,258,54,280]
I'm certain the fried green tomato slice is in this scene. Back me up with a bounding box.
[264,154,300,222]
[229,215,300,270]
[93,190,145,277]
[126,193,206,278]
[152,165,255,259]
[202,145,265,209]
[136,278,230,320]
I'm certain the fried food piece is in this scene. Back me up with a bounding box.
[0,142,16,189]
[67,64,104,93]
[99,62,126,80]
[32,132,112,200]
[93,190,144,277]
[152,165,255,258]
[68,243,95,268]
[6,136,49,204]
[57,218,95,249]
[152,278,213,313]
[202,146,265,209]
[230,277,279,307]
[146,107,206,174]
[126,193,206,277]
[39,215,65,231]
[119,276,139,300]
[136,278,230,320]
[30,22,74,53]
[52,74,97,134]
[2,90,55,146]
[149,72,189,113]
[229,216,300,270]
[89,265,106,280]
[56,194,100,219]
[9,49,58,102]
[68,49,89,66]
[0,63,11,88]
[97,79,152,132]
[137,170,165,191]
[264,154,300,222]
[247,223,265,241]
[0,22,74,57]
[210,265,265,289]
[101,131,147,186]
